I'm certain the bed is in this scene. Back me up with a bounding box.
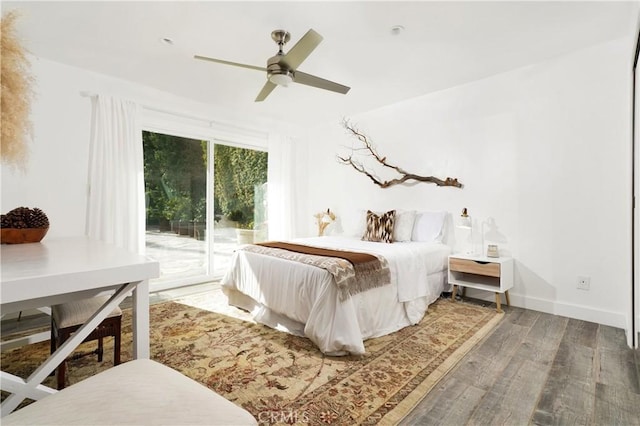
[221,210,452,356]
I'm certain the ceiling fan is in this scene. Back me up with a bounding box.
[194,29,350,102]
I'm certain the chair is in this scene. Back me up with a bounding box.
[50,296,122,389]
[3,359,258,425]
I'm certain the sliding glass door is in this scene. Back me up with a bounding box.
[143,130,267,291]
[211,144,268,276]
[143,131,208,290]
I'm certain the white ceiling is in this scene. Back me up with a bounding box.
[3,1,638,127]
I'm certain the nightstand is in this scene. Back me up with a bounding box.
[448,254,514,313]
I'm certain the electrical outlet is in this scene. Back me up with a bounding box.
[577,276,590,290]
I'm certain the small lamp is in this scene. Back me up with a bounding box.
[459,207,471,229]
[457,207,474,254]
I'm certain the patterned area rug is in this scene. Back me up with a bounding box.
[1,297,502,425]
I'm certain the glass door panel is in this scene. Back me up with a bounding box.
[143,131,208,290]
[212,144,268,278]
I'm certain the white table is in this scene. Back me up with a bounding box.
[0,237,160,416]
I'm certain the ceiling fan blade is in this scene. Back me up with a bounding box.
[294,71,350,94]
[280,29,323,70]
[255,81,277,102]
[194,55,266,72]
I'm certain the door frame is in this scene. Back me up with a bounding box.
[633,23,640,348]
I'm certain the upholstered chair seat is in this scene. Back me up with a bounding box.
[50,295,122,389]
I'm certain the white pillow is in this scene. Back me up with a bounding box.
[411,211,447,242]
[393,210,416,242]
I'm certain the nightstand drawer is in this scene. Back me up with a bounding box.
[450,258,500,277]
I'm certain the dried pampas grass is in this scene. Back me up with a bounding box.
[1,10,34,169]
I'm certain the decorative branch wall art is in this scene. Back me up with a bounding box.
[1,11,35,170]
[337,119,463,189]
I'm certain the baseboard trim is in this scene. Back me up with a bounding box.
[462,289,627,330]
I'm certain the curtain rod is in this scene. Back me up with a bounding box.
[79,91,267,137]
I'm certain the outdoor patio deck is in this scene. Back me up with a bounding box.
[145,225,240,290]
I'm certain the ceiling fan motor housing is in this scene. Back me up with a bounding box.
[267,56,294,86]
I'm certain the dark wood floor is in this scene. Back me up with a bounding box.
[400,302,640,426]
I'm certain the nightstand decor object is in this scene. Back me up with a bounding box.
[487,244,499,258]
[448,254,513,313]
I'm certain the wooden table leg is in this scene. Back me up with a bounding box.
[451,285,457,301]
[505,290,510,306]
[495,293,503,313]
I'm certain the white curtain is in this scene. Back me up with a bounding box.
[267,133,296,240]
[86,95,145,253]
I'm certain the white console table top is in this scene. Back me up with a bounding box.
[1,236,158,312]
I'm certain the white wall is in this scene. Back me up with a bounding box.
[301,37,634,332]
[2,58,92,237]
[1,57,291,239]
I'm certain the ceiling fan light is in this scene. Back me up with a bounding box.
[269,72,293,87]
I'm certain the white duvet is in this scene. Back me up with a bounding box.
[221,236,451,355]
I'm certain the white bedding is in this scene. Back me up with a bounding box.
[221,236,451,355]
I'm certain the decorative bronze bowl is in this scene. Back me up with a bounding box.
[1,227,49,244]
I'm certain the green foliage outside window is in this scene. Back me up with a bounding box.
[143,131,267,230]
[213,144,268,228]
[143,132,206,227]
